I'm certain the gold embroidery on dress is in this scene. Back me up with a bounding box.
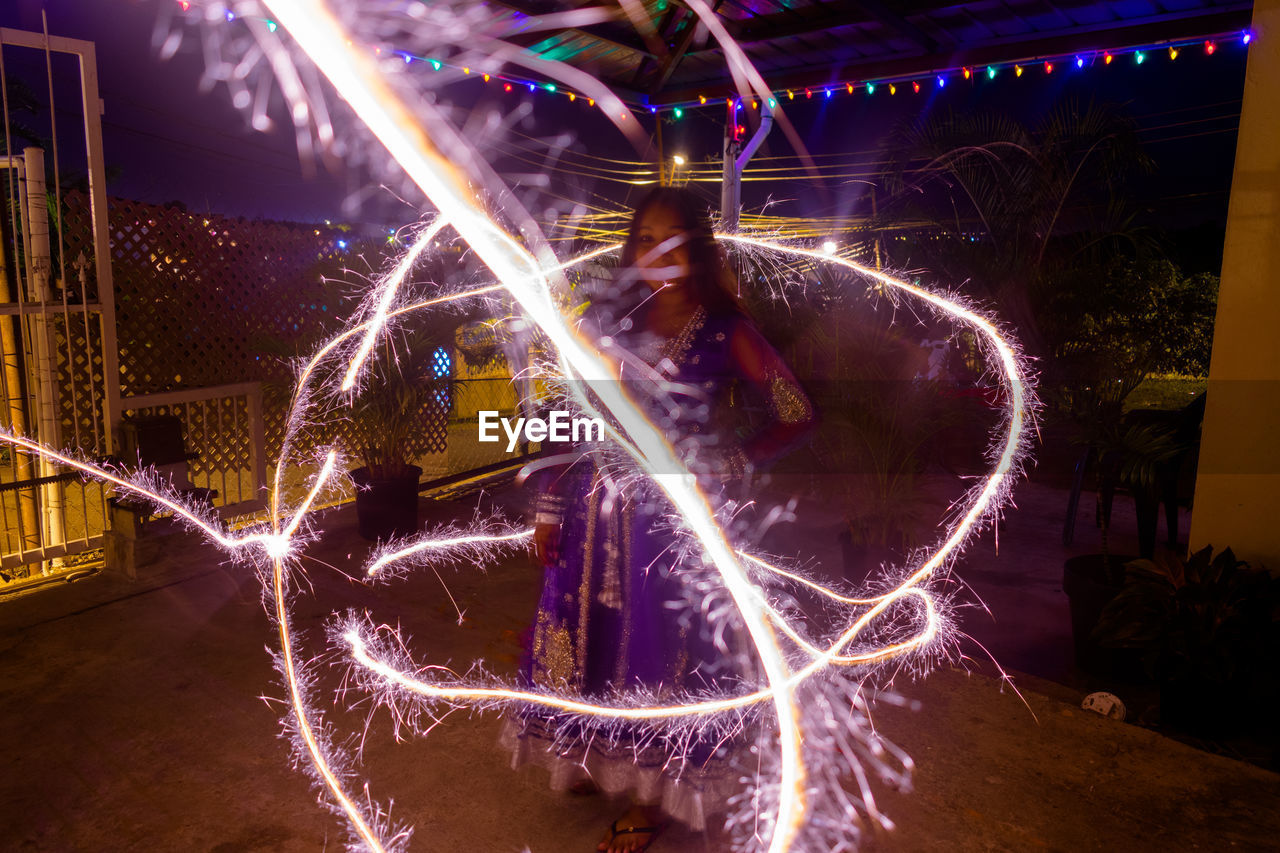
[532,615,576,688]
[654,306,707,369]
[673,624,691,691]
[577,473,602,672]
[598,511,623,609]
[614,500,634,684]
[768,373,812,424]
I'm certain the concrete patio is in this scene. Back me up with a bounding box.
[2,471,1277,852]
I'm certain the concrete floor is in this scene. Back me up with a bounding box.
[2,475,1277,852]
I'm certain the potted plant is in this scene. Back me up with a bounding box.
[345,330,457,542]
[1093,546,1280,735]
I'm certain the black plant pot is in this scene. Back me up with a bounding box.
[352,465,422,542]
[1062,553,1144,679]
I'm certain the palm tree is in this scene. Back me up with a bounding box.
[875,99,1155,358]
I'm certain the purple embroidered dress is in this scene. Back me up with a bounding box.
[503,305,814,829]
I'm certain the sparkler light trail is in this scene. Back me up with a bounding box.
[3,222,1029,850]
[314,224,1028,850]
[0,430,335,560]
[334,232,1020,733]
[365,528,534,580]
[254,4,812,850]
[341,220,451,391]
[0,3,1035,851]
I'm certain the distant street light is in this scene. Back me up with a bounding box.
[666,154,689,187]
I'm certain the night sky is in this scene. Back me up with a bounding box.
[0,0,1251,265]
[2,0,353,222]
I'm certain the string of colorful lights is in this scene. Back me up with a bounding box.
[393,29,1258,120]
[173,0,1254,123]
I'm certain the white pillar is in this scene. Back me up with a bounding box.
[1188,0,1280,567]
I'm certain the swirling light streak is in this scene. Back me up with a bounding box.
[365,526,939,679]
[722,234,1030,596]
[335,232,1027,848]
[366,528,534,578]
[1,215,1029,853]
[260,238,617,531]
[341,219,451,391]
[257,4,810,849]
[270,540,388,852]
[1,217,1027,851]
[346,580,940,709]
[0,430,335,561]
[267,244,618,522]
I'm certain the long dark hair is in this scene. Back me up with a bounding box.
[619,186,740,316]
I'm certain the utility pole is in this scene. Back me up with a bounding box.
[720,98,773,231]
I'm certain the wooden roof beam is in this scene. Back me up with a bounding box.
[645,0,725,95]
[714,8,881,47]
[853,0,943,52]
[493,0,658,58]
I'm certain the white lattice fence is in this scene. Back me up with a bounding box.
[93,194,353,396]
[52,310,108,456]
[61,193,459,464]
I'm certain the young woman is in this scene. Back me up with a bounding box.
[504,187,814,853]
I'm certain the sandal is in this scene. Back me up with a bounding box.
[597,818,665,852]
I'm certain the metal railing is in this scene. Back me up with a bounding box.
[0,26,118,585]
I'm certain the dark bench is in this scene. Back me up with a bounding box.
[105,415,218,576]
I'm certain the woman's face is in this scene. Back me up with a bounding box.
[633,204,691,291]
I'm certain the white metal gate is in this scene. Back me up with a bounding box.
[0,24,120,587]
